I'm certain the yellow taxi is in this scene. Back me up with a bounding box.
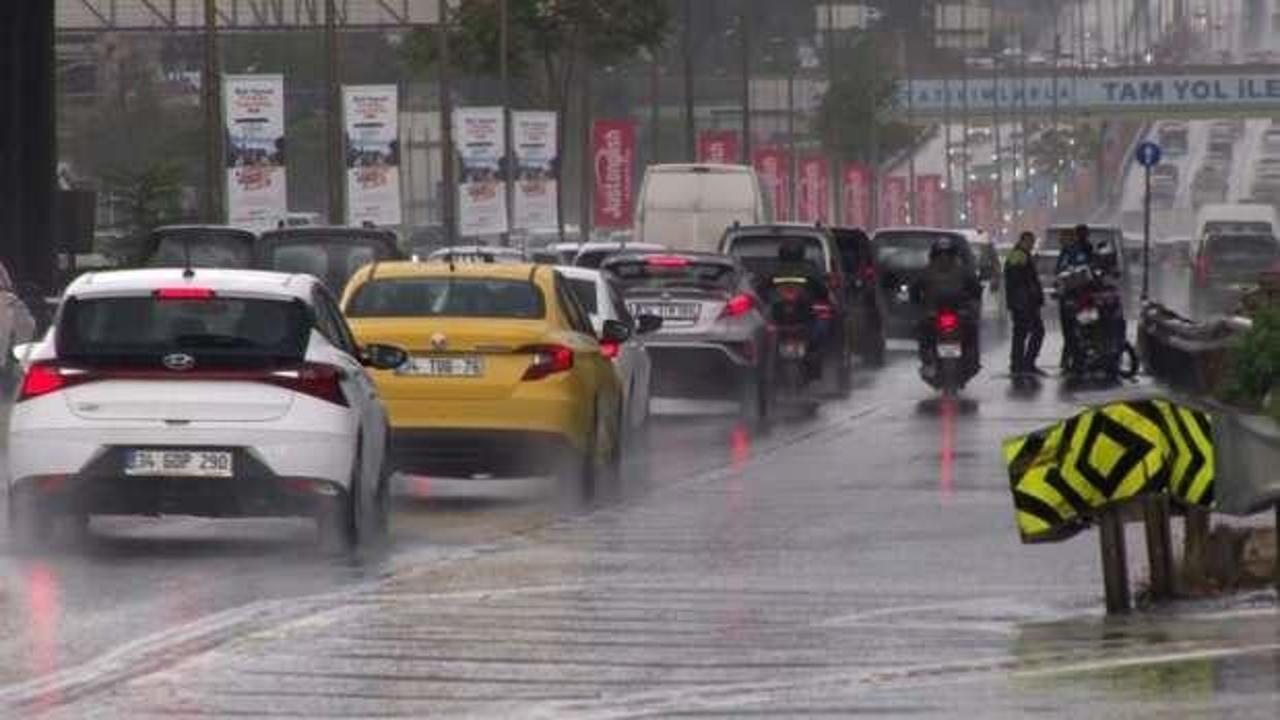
[340,261,625,497]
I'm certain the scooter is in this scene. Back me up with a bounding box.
[1057,267,1139,382]
[765,277,821,400]
[920,307,978,396]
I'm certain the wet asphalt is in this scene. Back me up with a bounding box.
[0,264,1276,718]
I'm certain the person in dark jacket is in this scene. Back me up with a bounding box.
[1005,231,1046,376]
[915,236,982,376]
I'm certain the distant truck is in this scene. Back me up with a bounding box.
[1194,203,1279,240]
[634,164,771,252]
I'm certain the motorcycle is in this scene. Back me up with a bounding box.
[920,306,978,396]
[764,277,823,398]
[1056,266,1139,381]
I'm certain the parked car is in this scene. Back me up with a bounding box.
[341,261,625,498]
[602,252,774,421]
[720,224,853,392]
[558,266,662,438]
[1190,232,1280,317]
[7,268,398,551]
[255,226,403,294]
[141,225,257,269]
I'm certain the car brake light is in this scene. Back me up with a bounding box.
[721,293,754,318]
[936,310,960,334]
[813,302,834,320]
[268,363,348,406]
[154,287,217,300]
[521,344,574,380]
[17,363,90,402]
[600,340,621,361]
[647,255,689,267]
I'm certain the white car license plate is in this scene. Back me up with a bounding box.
[402,355,484,377]
[1077,308,1100,324]
[779,340,808,359]
[125,450,233,478]
[631,303,699,322]
[937,342,963,359]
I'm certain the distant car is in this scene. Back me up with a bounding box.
[558,266,662,438]
[341,261,625,496]
[427,245,525,264]
[1190,232,1280,317]
[6,268,398,551]
[406,225,449,257]
[255,226,404,294]
[602,252,774,421]
[870,227,975,339]
[573,242,666,269]
[1262,129,1280,155]
[1158,123,1189,156]
[530,242,584,266]
[281,212,322,228]
[141,225,257,269]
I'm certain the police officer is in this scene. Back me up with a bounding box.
[1004,231,1046,376]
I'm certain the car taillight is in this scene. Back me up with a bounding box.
[647,255,689,267]
[600,341,621,361]
[721,293,754,318]
[936,310,960,334]
[1195,254,1211,285]
[813,302,834,320]
[154,287,217,300]
[267,363,348,406]
[521,344,574,380]
[17,363,91,402]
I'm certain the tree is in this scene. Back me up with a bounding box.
[1026,125,1102,179]
[814,38,919,164]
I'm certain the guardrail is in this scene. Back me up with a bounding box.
[1137,302,1250,395]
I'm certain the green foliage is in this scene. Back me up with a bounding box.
[1026,125,1102,179]
[1223,305,1280,415]
[101,162,186,262]
[815,39,918,163]
[402,0,669,108]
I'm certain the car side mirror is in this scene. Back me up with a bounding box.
[361,343,409,370]
[601,319,632,344]
[636,314,663,335]
[11,342,33,365]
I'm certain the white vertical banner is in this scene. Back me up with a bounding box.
[512,111,559,232]
[223,74,287,230]
[343,85,402,227]
[454,106,509,237]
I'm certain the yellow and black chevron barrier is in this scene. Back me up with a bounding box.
[1004,400,1214,543]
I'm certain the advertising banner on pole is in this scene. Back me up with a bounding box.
[511,111,559,232]
[343,85,401,227]
[592,119,636,229]
[841,162,872,228]
[797,156,830,224]
[454,107,509,237]
[915,174,945,228]
[754,147,791,222]
[880,176,908,227]
[970,182,996,230]
[223,74,287,231]
[698,130,740,164]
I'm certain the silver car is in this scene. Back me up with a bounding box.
[602,252,772,421]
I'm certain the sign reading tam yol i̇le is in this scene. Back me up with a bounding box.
[901,72,1280,117]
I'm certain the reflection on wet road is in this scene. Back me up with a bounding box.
[1,268,1276,718]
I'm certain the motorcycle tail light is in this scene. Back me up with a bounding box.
[812,302,834,320]
[936,310,960,334]
[778,285,803,303]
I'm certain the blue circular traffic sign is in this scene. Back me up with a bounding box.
[1135,141,1162,168]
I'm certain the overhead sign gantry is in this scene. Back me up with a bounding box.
[56,0,442,31]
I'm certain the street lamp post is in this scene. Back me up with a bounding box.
[741,0,752,164]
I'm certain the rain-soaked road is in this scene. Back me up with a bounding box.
[0,266,1276,718]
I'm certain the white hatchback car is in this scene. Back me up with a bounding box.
[558,266,661,436]
[6,268,404,551]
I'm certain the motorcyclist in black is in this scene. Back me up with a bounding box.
[766,239,831,378]
[916,236,982,377]
[1056,223,1095,368]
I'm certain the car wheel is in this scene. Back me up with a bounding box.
[318,446,362,553]
[8,487,53,553]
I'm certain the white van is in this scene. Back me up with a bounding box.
[1194,203,1279,239]
[634,164,771,252]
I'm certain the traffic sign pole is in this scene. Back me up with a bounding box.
[1135,141,1161,303]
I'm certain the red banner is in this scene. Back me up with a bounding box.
[841,163,872,228]
[969,182,996,231]
[592,119,636,228]
[797,156,830,224]
[880,176,907,227]
[698,130,741,164]
[914,175,946,228]
[754,146,791,222]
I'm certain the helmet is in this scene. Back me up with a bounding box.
[778,239,806,263]
[929,235,959,260]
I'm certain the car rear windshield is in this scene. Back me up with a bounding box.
[148,232,254,269]
[875,232,969,269]
[726,235,827,276]
[58,296,309,367]
[259,239,389,293]
[574,251,613,269]
[1204,221,1273,235]
[345,278,545,318]
[566,278,599,313]
[1206,235,1280,266]
[607,259,738,293]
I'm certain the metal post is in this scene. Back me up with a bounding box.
[438,0,457,244]
[1143,495,1175,600]
[500,0,514,244]
[1274,505,1279,597]
[202,0,223,223]
[682,0,695,161]
[787,66,797,221]
[325,0,344,225]
[650,50,661,165]
[1099,506,1132,614]
[960,1,970,223]
[580,63,593,242]
[1142,163,1152,300]
[902,31,916,224]
[1183,505,1210,585]
[740,0,752,164]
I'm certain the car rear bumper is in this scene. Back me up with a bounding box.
[390,429,578,478]
[382,394,587,451]
[10,447,346,518]
[646,343,761,399]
